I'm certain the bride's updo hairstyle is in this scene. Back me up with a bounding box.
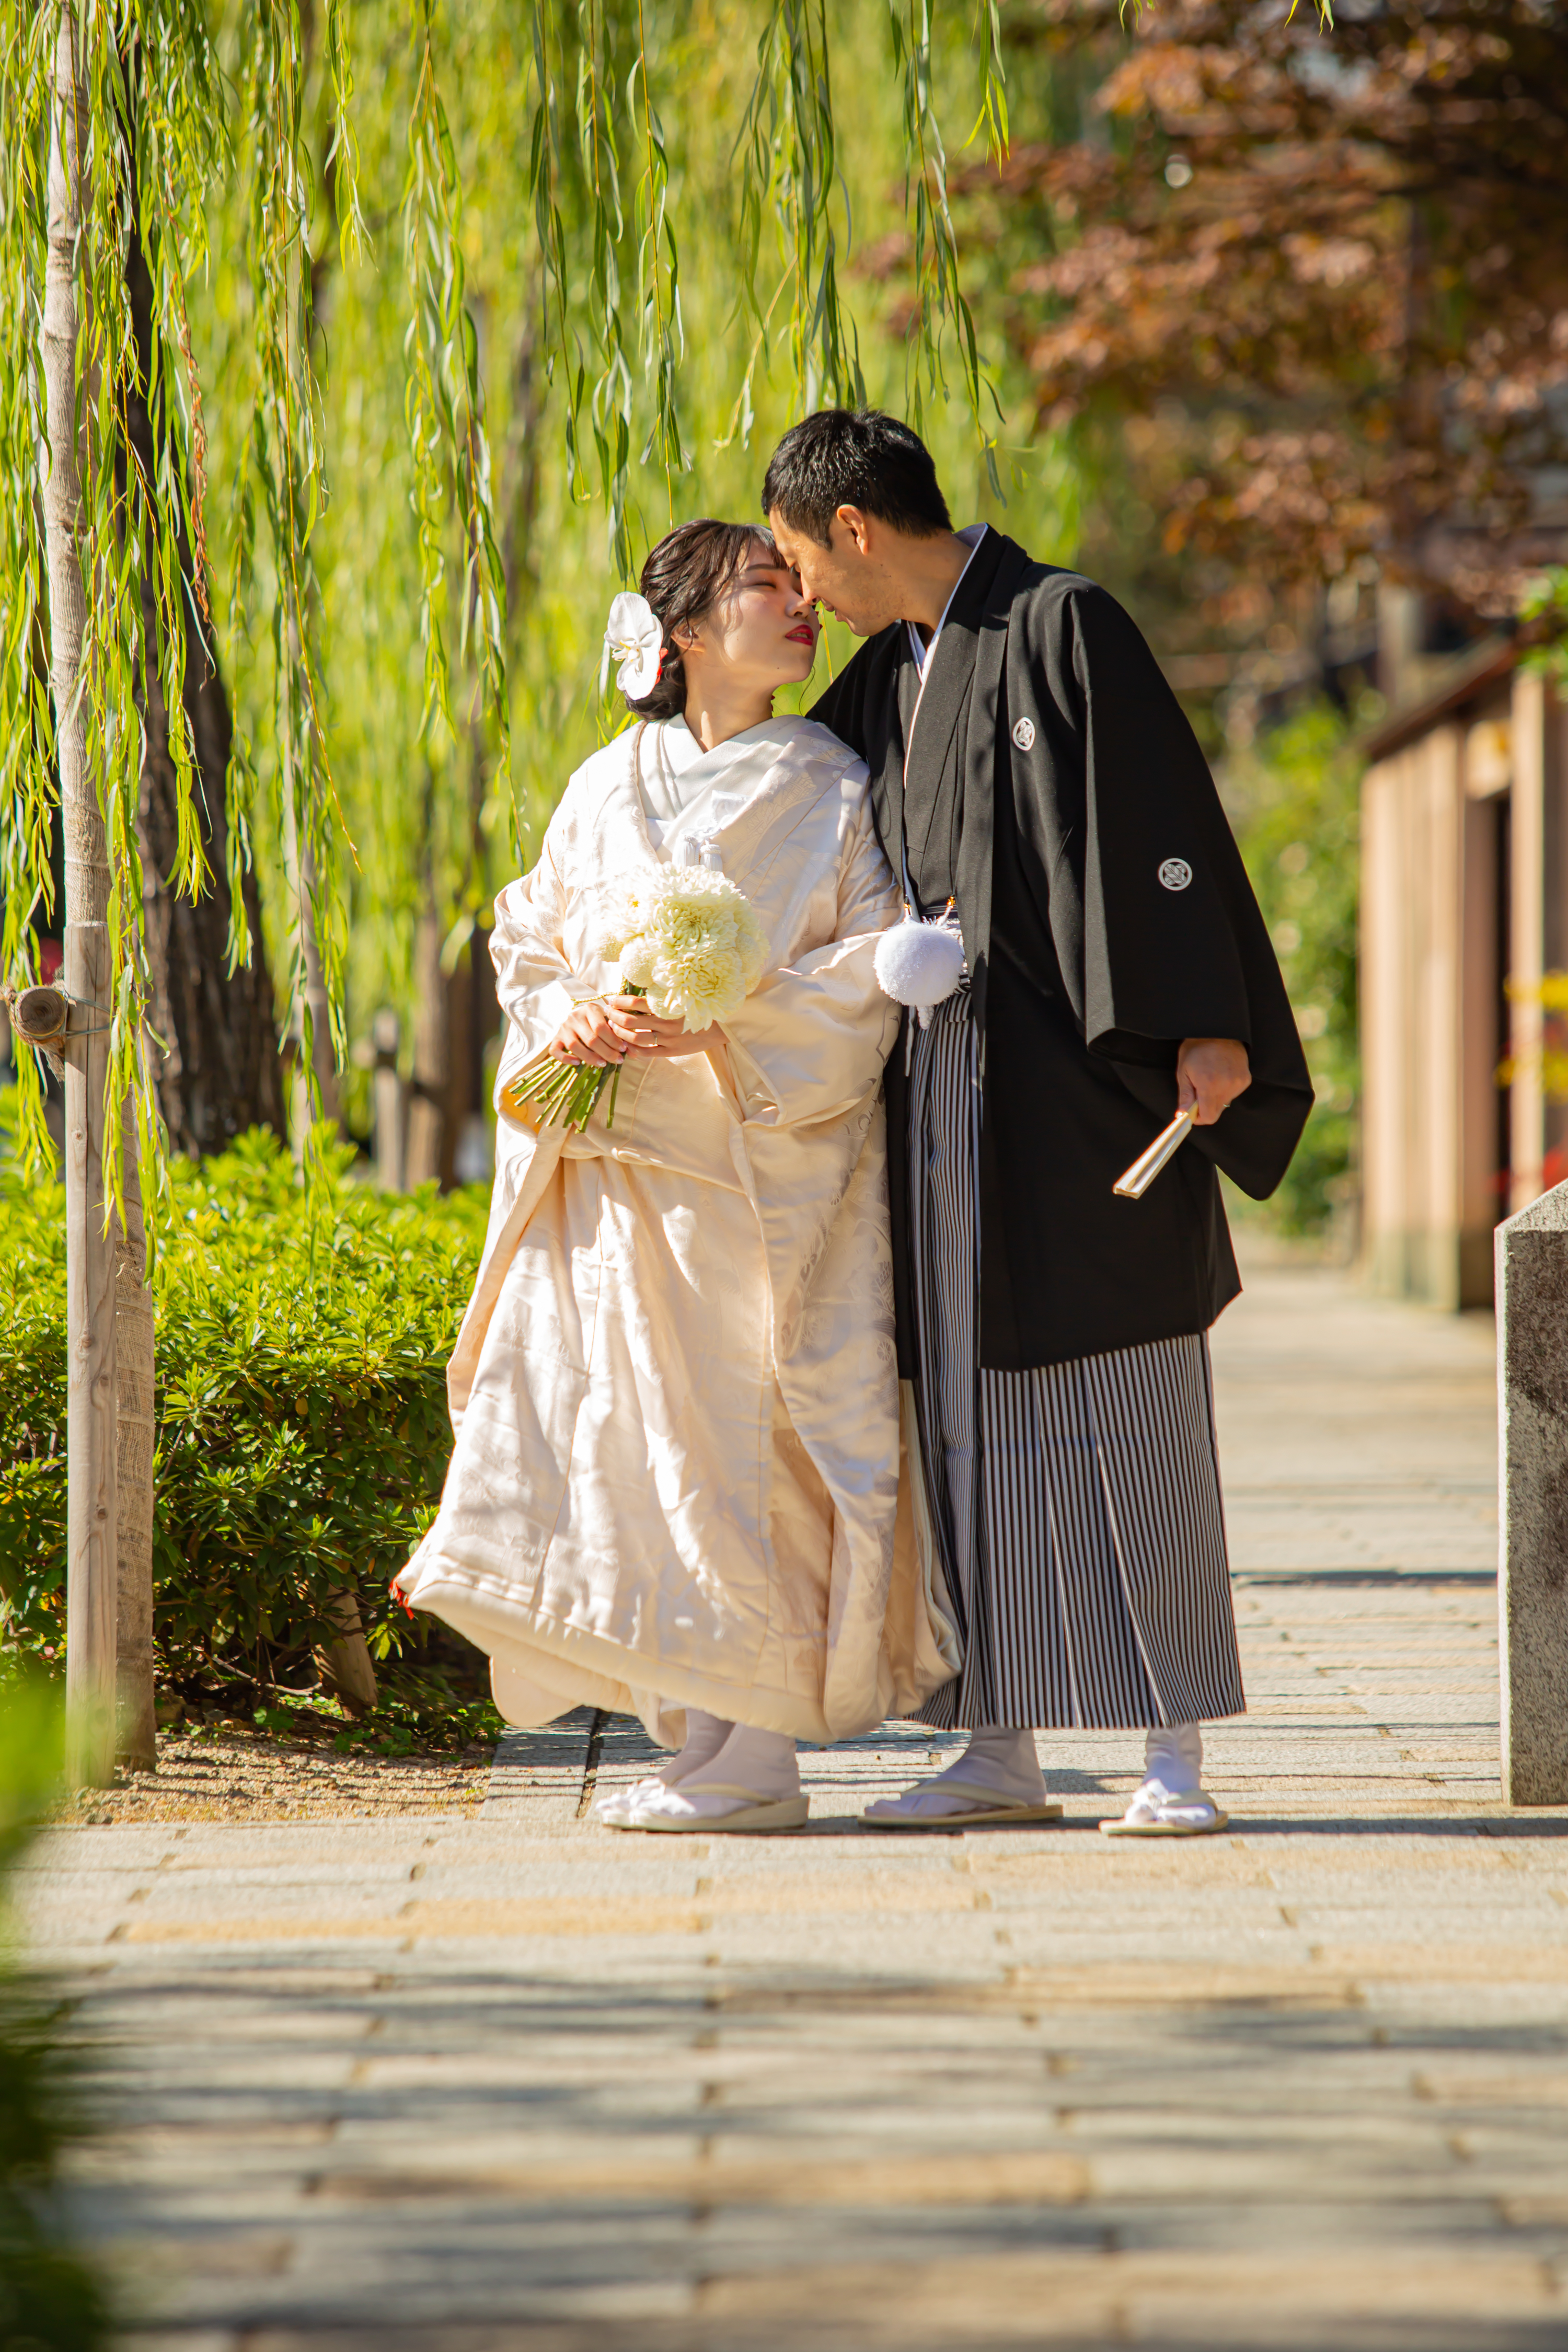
[624,518,780,721]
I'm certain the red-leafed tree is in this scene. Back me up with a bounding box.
[968,0,1568,663]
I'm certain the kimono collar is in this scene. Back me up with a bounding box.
[894,527,1013,896]
[653,711,818,782]
[638,712,817,826]
[625,713,855,887]
[905,523,988,683]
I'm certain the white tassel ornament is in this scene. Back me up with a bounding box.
[874,914,965,1024]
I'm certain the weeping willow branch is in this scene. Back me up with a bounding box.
[531,0,687,575]
[1,0,1018,1215]
[733,0,865,437]
[321,0,367,267]
[528,0,581,504]
[403,0,519,859]
[229,0,352,1121]
[971,0,1008,167]
[631,0,683,520]
[11,0,233,1225]
[577,0,632,578]
[0,8,54,1174]
[889,0,1002,489]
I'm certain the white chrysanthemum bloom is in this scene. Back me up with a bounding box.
[601,866,770,1029]
[661,900,739,961]
[619,873,661,936]
[654,941,748,1030]
[617,932,659,991]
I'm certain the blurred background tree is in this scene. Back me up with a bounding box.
[943,0,1568,751]
[912,0,1568,1238]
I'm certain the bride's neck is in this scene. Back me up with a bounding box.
[682,671,774,753]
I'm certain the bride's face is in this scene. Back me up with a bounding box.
[678,554,818,694]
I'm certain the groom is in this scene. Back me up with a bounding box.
[764,409,1311,1833]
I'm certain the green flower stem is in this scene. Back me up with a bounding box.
[505,985,646,1134]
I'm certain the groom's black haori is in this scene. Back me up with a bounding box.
[801,505,1311,1733]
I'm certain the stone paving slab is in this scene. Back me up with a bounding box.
[21,1255,1568,2347]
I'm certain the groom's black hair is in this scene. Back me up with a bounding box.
[762,409,952,548]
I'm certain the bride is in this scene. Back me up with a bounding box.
[396,519,954,1831]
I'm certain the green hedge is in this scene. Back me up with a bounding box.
[0,1128,486,1710]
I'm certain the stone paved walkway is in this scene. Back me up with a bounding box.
[21,1254,1568,2350]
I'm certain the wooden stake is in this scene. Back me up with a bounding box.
[315,1592,381,1719]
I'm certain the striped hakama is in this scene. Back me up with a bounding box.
[908,989,1246,1731]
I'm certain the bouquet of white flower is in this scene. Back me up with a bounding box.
[505,865,769,1133]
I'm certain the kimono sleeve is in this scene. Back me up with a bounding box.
[1037,582,1313,1197]
[720,786,903,1130]
[489,803,582,1079]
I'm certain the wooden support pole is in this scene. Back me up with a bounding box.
[115,1107,157,1772]
[10,933,157,1769]
[63,937,117,1788]
[43,17,116,1787]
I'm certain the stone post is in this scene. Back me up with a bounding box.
[1496,1178,1568,1804]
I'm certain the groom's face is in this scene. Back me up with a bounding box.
[768,508,904,639]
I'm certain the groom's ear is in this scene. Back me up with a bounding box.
[835,504,874,559]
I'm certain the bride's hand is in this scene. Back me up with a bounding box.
[548,1001,628,1068]
[605,996,721,1059]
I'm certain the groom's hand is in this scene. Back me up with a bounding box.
[1177,1037,1251,1126]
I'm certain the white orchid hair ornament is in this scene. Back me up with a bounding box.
[604,592,666,700]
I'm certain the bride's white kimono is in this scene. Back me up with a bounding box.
[397,712,957,1746]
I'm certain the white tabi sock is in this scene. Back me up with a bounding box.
[863,1724,1047,1823]
[628,1721,798,1825]
[592,1707,732,1823]
[1106,1720,1222,1832]
[1143,1719,1204,1797]
[953,1726,1048,1804]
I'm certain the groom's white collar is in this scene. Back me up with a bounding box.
[906,523,987,681]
